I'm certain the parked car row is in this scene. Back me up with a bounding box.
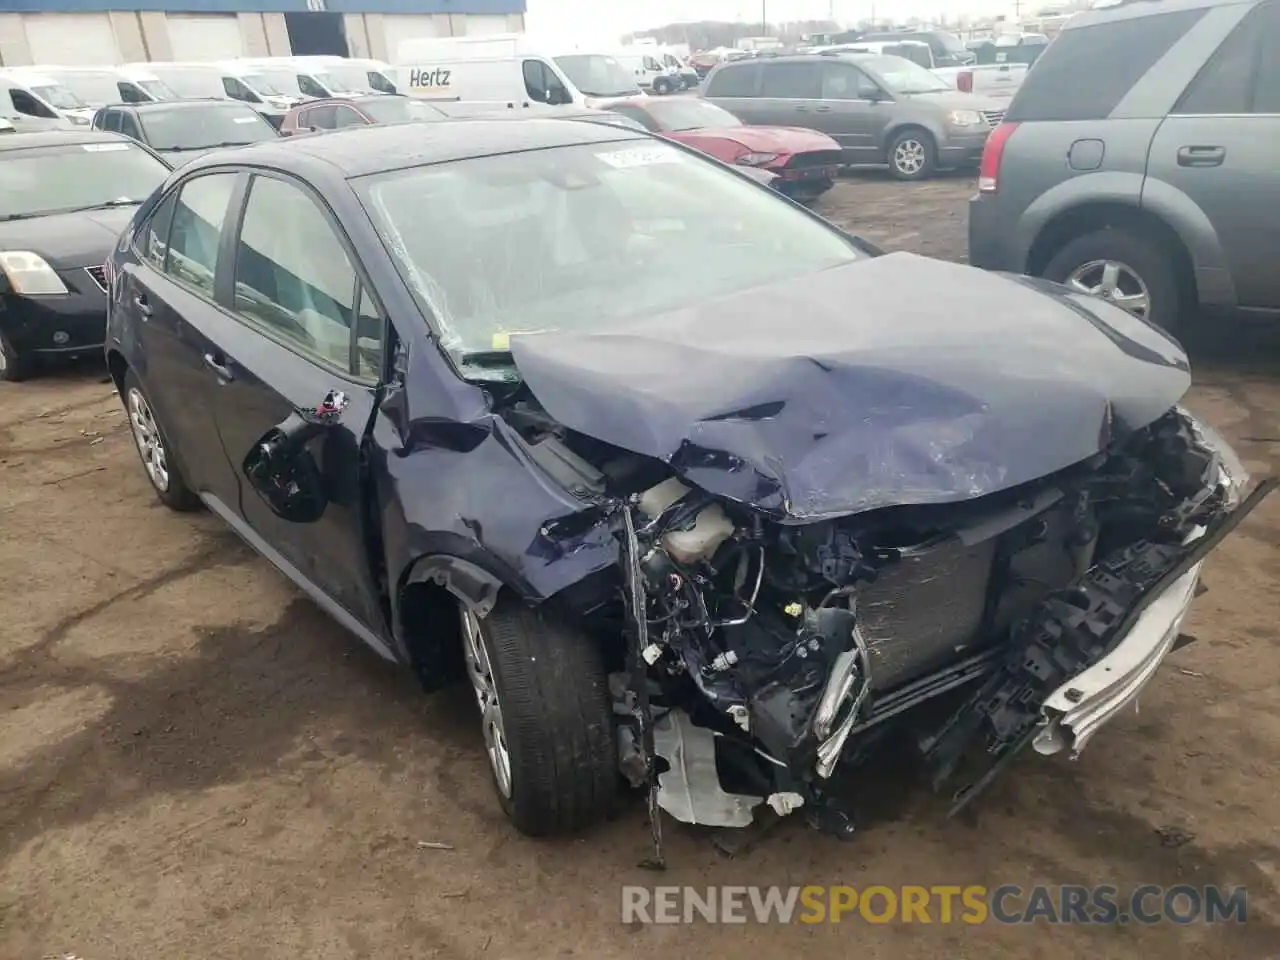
[1,57,397,132]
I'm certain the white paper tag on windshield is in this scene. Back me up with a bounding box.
[232,116,258,123]
[82,143,131,152]
[598,145,680,169]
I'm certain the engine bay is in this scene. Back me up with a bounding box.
[497,391,1261,850]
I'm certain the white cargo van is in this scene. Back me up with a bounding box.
[26,66,177,107]
[611,46,675,95]
[394,35,643,108]
[0,69,93,126]
[288,55,398,95]
[134,61,302,127]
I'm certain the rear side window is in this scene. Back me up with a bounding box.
[1006,8,1207,122]
[1174,0,1280,114]
[705,62,759,97]
[760,62,822,98]
[165,173,238,295]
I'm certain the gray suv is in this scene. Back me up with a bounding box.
[701,53,1008,180]
[969,0,1280,332]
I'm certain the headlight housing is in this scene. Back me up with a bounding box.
[947,109,984,126]
[1181,407,1250,510]
[0,251,69,296]
[736,152,779,166]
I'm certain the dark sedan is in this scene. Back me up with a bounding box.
[92,100,279,163]
[105,120,1262,847]
[1,130,170,380]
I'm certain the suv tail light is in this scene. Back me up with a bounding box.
[978,121,1019,194]
[956,70,973,93]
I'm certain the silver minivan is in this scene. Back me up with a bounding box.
[701,52,1007,180]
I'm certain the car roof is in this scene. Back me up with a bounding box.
[196,117,646,178]
[1064,0,1246,28]
[0,129,133,153]
[115,98,248,111]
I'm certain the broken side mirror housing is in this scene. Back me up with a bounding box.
[241,391,347,523]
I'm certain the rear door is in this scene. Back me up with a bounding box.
[1146,0,1280,309]
[201,171,387,632]
[120,170,246,498]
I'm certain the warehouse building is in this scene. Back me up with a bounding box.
[0,0,526,66]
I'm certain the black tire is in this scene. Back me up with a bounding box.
[653,77,672,95]
[888,128,937,181]
[0,332,33,382]
[1041,228,1182,334]
[121,368,201,512]
[462,597,616,836]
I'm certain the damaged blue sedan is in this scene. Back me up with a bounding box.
[103,119,1272,846]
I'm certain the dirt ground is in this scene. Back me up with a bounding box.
[3,174,1280,960]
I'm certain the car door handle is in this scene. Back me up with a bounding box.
[133,293,152,317]
[1177,145,1225,167]
[814,105,832,112]
[203,352,235,381]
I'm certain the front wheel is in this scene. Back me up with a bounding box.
[460,597,617,836]
[0,332,32,382]
[653,77,673,95]
[1041,228,1182,333]
[888,129,937,181]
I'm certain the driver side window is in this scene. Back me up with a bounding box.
[297,75,327,98]
[522,59,569,104]
[223,77,259,103]
[822,63,879,100]
[9,89,56,118]
[231,174,378,376]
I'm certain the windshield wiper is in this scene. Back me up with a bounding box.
[458,349,516,367]
[76,199,140,210]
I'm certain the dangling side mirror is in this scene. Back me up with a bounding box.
[241,390,348,523]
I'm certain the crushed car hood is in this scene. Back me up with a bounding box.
[672,125,840,157]
[508,252,1192,520]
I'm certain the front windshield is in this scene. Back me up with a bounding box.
[360,97,446,123]
[937,32,966,54]
[160,70,223,98]
[310,70,358,94]
[645,98,741,130]
[553,55,640,97]
[137,78,178,100]
[317,65,371,92]
[31,83,88,110]
[139,105,276,150]
[241,71,291,96]
[356,140,860,377]
[862,55,951,94]
[49,71,121,106]
[0,141,168,220]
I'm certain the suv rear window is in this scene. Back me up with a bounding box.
[705,62,760,97]
[1005,8,1207,122]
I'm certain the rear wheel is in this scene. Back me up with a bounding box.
[653,77,673,95]
[460,596,617,836]
[1042,228,1182,333]
[122,368,201,511]
[888,128,936,180]
[0,333,32,382]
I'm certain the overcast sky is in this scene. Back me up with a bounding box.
[525,0,1020,41]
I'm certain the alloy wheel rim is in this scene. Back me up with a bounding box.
[894,139,925,175]
[1065,259,1151,319]
[127,387,170,493]
[460,608,513,798]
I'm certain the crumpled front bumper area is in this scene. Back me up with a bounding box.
[1033,564,1200,759]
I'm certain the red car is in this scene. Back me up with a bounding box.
[279,94,447,136]
[599,97,843,201]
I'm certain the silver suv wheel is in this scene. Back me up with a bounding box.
[1065,259,1151,320]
